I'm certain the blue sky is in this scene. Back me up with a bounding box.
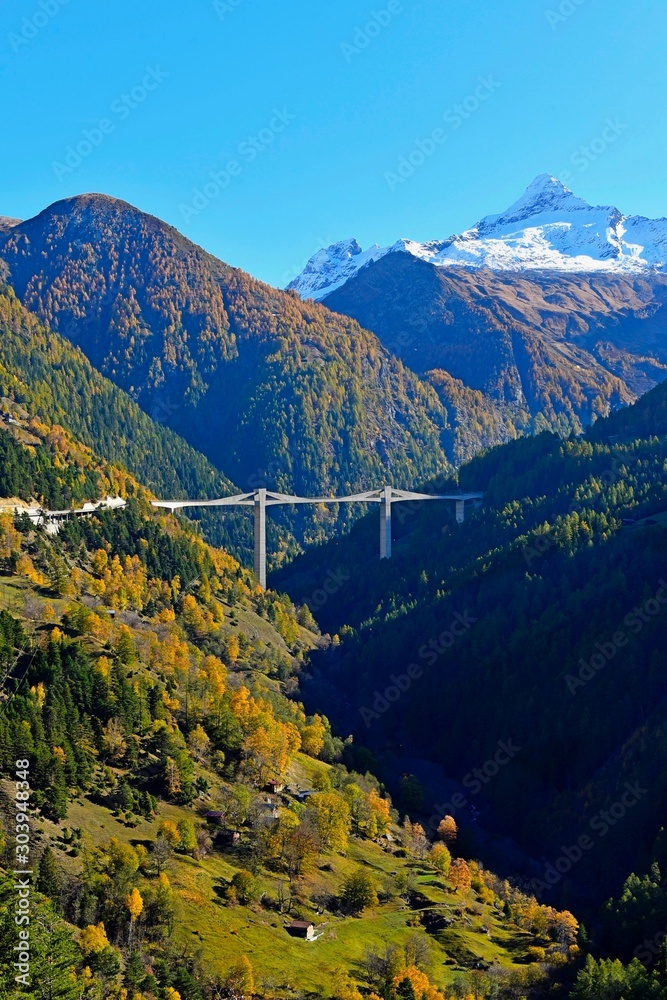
[1,0,664,287]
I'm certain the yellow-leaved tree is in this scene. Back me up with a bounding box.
[79,922,110,954]
[225,955,255,999]
[393,966,443,1000]
[126,887,143,945]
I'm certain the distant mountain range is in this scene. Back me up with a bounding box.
[289,174,667,299]
[289,176,667,441]
[3,181,667,515]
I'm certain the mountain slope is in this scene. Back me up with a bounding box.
[0,280,257,558]
[0,401,581,1000]
[323,252,648,432]
[274,380,667,909]
[0,194,456,510]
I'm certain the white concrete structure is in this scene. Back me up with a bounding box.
[152,487,483,589]
[0,497,126,535]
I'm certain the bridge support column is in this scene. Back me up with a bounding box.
[380,486,392,559]
[254,488,267,589]
[455,499,465,524]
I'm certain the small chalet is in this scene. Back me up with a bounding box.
[267,779,284,793]
[205,810,225,826]
[297,789,315,801]
[214,829,241,847]
[286,920,315,940]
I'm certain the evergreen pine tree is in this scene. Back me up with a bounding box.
[36,846,61,902]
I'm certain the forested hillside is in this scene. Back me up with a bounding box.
[0,280,270,563]
[0,409,584,1000]
[322,252,667,436]
[275,377,667,920]
[0,195,457,527]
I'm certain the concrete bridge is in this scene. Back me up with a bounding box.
[152,487,483,589]
[0,496,126,535]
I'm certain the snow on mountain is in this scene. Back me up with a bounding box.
[288,175,667,299]
[287,238,389,300]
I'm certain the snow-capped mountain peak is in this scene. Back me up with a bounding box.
[288,176,667,300]
[480,173,591,229]
[288,238,387,300]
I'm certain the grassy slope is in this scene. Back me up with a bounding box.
[0,575,543,997]
[26,786,534,995]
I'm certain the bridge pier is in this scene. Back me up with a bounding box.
[254,488,267,589]
[456,499,465,524]
[380,485,392,559]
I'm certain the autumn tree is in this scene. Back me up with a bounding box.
[409,823,428,858]
[331,967,363,1000]
[126,887,143,945]
[157,820,181,848]
[283,823,319,882]
[450,858,472,893]
[187,723,211,762]
[226,634,240,663]
[102,717,127,763]
[306,791,351,853]
[80,921,111,955]
[225,955,255,999]
[164,756,182,797]
[300,714,326,757]
[367,789,391,839]
[430,842,451,875]
[551,909,579,949]
[437,814,458,846]
[393,966,443,1000]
